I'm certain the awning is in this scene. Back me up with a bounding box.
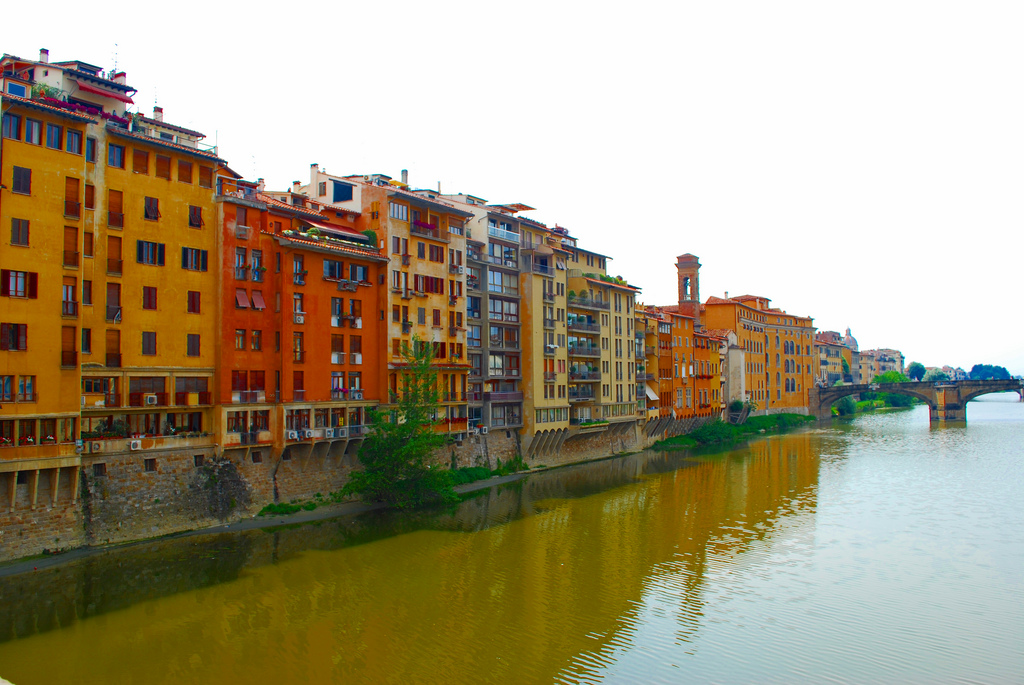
[73,81,134,104]
[251,290,266,310]
[307,220,366,241]
[645,386,660,401]
[235,289,250,308]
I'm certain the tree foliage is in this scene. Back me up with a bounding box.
[922,369,950,382]
[834,395,857,416]
[906,362,926,381]
[869,371,913,406]
[342,337,456,508]
[969,364,1011,380]
[841,357,850,374]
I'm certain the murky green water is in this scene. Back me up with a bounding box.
[1,395,1022,684]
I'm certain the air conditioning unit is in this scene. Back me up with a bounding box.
[75,443,84,454]
[303,429,315,439]
[479,427,489,435]
[286,430,299,440]
[294,313,305,324]
[91,442,102,453]
[324,428,335,439]
[352,317,362,329]
[468,428,478,436]
[335,426,348,438]
[144,394,158,405]
[351,390,364,400]
[457,266,464,274]
[129,439,142,450]
[331,315,341,327]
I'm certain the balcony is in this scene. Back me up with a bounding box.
[491,414,523,428]
[176,391,212,405]
[61,350,77,367]
[568,344,601,358]
[488,225,520,243]
[106,305,122,323]
[293,350,305,363]
[233,390,263,404]
[108,211,124,228]
[105,353,122,368]
[543,291,555,303]
[62,301,78,317]
[467,277,480,291]
[410,221,447,242]
[87,433,216,452]
[251,269,264,283]
[543,346,555,357]
[293,389,306,401]
[641,373,656,381]
[528,262,555,276]
[449,263,463,274]
[568,388,596,402]
[569,370,601,382]
[544,372,557,382]
[63,251,79,268]
[490,338,520,350]
[107,258,123,275]
[293,273,306,285]
[483,391,524,402]
[64,200,81,219]
[487,254,519,270]
[235,266,249,280]
[128,392,168,407]
[568,320,600,333]
[467,250,483,263]
[567,295,609,311]
[16,391,38,403]
[543,318,555,329]
[442,392,467,402]
[487,368,521,379]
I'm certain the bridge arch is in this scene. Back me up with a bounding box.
[960,387,1024,405]
[818,383,936,411]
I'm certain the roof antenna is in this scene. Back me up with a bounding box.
[112,43,118,73]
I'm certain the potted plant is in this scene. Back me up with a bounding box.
[0,436,12,447]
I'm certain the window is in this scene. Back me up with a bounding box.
[187,290,201,313]
[85,183,95,210]
[82,328,92,354]
[83,231,93,257]
[198,166,213,188]
[389,202,408,220]
[136,240,165,265]
[82,280,92,305]
[142,286,157,310]
[85,137,97,162]
[11,218,28,246]
[142,331,156,355]
[108,144,125,168]
[324,258,345,280]
[178,160,193,183]
[133,149,149,174]
[1,270,37,298]
[1,113,20,140]
[144,197,160,220]
[12,166,30,194]
[251,330,262,351]
[332,181,353,202]
[350,264,368,282]
[66,129,82,155]
[25,119,41,145]
[181,247,208,271]
[0,323,28,351]
[235,329,245,350]
[186,334,200,357]
[155,155,171,179]
[188,205,203,228]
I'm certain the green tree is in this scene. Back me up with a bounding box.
[923,368,950,382]
[906,361,926,381]
[969,364,1010,380]
[342,337,456,508]
[872,370,913,406]
[834,394,857,416]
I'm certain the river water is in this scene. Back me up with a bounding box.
[0,395,1021,684]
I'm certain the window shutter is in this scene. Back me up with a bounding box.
[0,323,8,350]
[200,250,208,271]
[1,270,9,297]
[17,324,26,350]
[27,273,37,299]
[157,243,165,266]
[137,240,145,263]
[181,247,188,268]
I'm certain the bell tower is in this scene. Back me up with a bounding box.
[676,253,701,321]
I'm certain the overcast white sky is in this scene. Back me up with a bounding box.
[5,1,1022,373]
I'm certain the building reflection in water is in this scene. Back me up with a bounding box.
[0,432,821,685]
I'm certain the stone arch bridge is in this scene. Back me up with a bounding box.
[808,379,1023,423]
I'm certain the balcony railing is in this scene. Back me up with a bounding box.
[568,388,595,401]
[411,221,446,241]
[486,254,519,270]
[293,273,306,285]
[234,390,263,404]
[569,370,601,381]
[16,392,38,403]
[442,392,467,402]
[108,211,124,228]
[543,291,555,303]
[568,320,600,333]
[176,391,212,405]
[529,262,555,276]
[107,258,123,275]
[62,301,78,317]
[491,414,523,428]
[235,266,248,280]
[483,391,523,402]
[488,225,520,243]
[544,372,557,382]
[293,389,306,401]
[568,344,601,357]
[61,350,77,367]
[487,368,521,379]
[64,200,81,219]
[63,251,79,268]
[106,305,122,323]
[293,350,305,363]
[105,353,121,368]
[128,392,168,407]
[251,269,264,283]
[489,338,520,350]
[567,295,609,311]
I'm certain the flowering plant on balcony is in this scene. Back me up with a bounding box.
[19,435,35,446]
[43,435,56,444]
[0,437,11,447]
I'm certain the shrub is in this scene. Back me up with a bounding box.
[729,399,744,412]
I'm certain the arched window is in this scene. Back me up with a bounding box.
[776,353,780,367]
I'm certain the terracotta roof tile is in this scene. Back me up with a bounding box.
[0,93,96,122]
[107,125,222,161]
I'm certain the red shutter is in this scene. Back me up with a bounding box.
[17,324,27,350]
[27,273,38,299]
[1,270,9,297]
[0,323,8,350]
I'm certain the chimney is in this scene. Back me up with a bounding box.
[153,106,163,122]
[310,163,319,187]
[292,181,301,193]
[257,178,265,193]
[401,169,408,185]
[111,71,126,85]
[39,48,49,64]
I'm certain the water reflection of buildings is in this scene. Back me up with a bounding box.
[0,434,820,684]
